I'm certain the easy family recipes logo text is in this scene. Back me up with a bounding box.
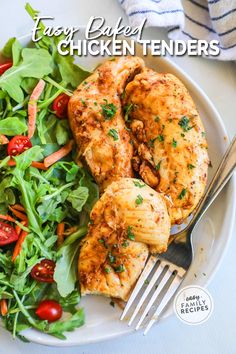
[32,16,220,57]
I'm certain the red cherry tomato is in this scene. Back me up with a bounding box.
[0,61,13,76]
[30,259,55,283]
[7,135,32,156]
[52,93,70,118]
[0,221,18,246]
[35,300,62,322]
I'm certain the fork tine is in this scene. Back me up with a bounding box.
[135,266,176,330]
[143,272,184,335]
[120,256,157,321]
[128,261,165,326]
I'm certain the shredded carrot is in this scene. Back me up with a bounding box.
[31,161,48,170]
[12,230,28,262]
[57,222,65,247]
[28,79,46,139]
[44,140,74,168]
[15,221,27,236]
[7,158,16,167]
[9,206,28,221]
[7,159,47,170]
[0,134,9,145]
[63,226,78,236]
[11,204,25,212]
[0,214,16,223]
[0,299,8,317]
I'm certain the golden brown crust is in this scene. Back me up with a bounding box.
[68,56,144,191]
[78,178,171,300]
[123,68,209,224]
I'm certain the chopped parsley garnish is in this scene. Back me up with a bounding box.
[154,116,160,122]
[181,133,185,137]
[110,301,115,307]
[178,188,187,200]
[114,264,125,273]
[122,240,129,248]
[94,101,97,106]
[99,238,108,248]
[169,118,173,122]
[135,194,143,205]
[157,134,164,142]
[105,266,111,274]
[108,253,116,264]
[124,103,133,122]
[155,161,162,171]
[172,138,177,148]
[202,131,206,137]
[133,180,146,188]
[178,116,193,132]
[127,226,135,240]
[81,99,87,107]
[101,99,117,120]
[144,280,150,285]
[188,163,195,170]
[108,129,119,141]
[149,138,156,147]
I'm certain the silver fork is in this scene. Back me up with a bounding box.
[120,135,236,334]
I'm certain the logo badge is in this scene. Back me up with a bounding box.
[174,285,213,325]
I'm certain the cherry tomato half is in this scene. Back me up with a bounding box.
[52,93,70,119]
[7,135,32,156]
[0,221,18,246]
[0,61,13,76]
[30,259,55,283]
[35,300,62,322]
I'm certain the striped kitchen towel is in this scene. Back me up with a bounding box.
[118,0,236,60]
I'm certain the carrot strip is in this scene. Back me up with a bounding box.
[57,222,65,247]
[0,135,9,145]
[31,161,48,170]
[0,299,8,317]
[7,158,16,167]
[12,230,28,262]
[15,221,27,236]
[9,206,28,221]
[11,204,25,212]
[44,140,74,168]
[8,159,47,170]
[0,214,16,222]
[28,79,46,139]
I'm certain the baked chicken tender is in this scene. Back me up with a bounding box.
[123,69,209,224]
[79,178,170,300]
[68,56,144,191]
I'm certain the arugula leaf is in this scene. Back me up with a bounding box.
[14,146,43,170]
[54,242,80,297]
[67,186,89,212]
[47,309,85,339]
[55,53,90,88]
[0,117,27,135]
[0,48,53,102]
[56,120,70,145]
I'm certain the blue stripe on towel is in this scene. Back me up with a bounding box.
[182,30,236,49]
[218,26,236,36]
[187,0,208,11]
[211,8,236,21]
[185,14,216,33]
[128,9,184,16]
[208,0,221,4]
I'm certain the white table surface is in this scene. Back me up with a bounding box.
[0,1,236,353]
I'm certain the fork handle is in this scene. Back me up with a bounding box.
[188,135,236,230]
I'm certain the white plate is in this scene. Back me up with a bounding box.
[1,28,235,348]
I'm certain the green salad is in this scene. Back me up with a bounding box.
[0,3,99,340]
